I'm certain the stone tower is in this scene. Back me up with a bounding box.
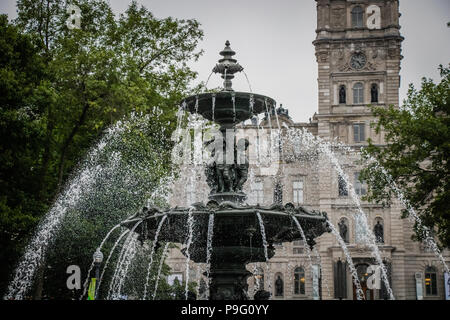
[313,0,403,143]
[313,0,405,300]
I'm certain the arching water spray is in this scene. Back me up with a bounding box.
[143,215,168,299]
[152,242,170,300]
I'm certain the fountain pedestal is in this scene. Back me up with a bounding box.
[209,262,252,300]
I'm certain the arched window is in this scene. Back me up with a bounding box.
[353,82,364,104]
[425,266,438,296]
[339,85,346,104]
[371,84,379,103]
[294,267,306,295]
[352,6,364,28]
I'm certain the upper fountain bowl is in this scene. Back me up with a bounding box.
[182,91,276,129]
[181,41,277,128]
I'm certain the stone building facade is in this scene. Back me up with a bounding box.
[165,0,450,300]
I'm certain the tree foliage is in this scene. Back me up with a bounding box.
[360,65,450,248]
[1,0,203,297]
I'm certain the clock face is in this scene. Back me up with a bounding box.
[350,53,367,70]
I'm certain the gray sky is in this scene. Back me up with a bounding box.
[1,0,449,122]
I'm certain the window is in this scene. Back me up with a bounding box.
[354,172,367,196]
[334,260,347,299]
[253,181,264,204]
[353,82,364,104]
[293,240,305,255]
[351,6,364,28]
[186,179,195,205]
[425,266,438,296]
[371,84,379,103]
[353,123,365,143]
[293,181,304,204]
[338,175,348,196]
[355,212,368,244]
[254,267,264,291]
[274,182,283,204]
[294,267,306,295]
[339,85,346,104]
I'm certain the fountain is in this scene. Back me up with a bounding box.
[120,41,330,300]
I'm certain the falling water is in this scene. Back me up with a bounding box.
[264,98,274,140]
[184,208,195,299]
[211,94,216,122]
[113,233,139,298]
[312,247,331,298]
[152,242,170,300]
[286,127,395,299]
[327,221,365,300]
[107,220,142,299]
[231,93,236,124]
[4,123,126,300]
[319,145,395,300]
[256,212,272,295]
[364,155,450,274]
[204,213,215,300]
[205,71,214,88]
[249,94,254,114]
[292,217,314,268]
[80,223,121,299]
[143,215,168,299]
[242,71,253,93]
[109,232,139,300]
[96,229,130,296]
[256,212,269,261]
[291,216,319,298]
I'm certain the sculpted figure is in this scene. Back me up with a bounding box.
[275,275,284,296]
[234,138,250,192]
[204,138,218,193]
[339,219,348,243]
[374,220,384,243]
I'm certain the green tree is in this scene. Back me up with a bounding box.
[360,65,450,248]
[0,14,47,294]
[1,0,203,297]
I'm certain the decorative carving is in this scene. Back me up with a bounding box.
[331,8,346,28]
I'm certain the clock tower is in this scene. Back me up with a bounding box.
[313,0,403,144]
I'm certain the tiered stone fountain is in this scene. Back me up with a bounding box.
[121,41,330,300]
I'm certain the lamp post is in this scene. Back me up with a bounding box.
[93,248,103,299]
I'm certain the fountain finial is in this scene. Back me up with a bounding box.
[212,41,244,91]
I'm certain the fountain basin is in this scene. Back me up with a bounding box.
[121,202,330,265]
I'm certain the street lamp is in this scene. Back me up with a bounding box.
[93,248,103,299]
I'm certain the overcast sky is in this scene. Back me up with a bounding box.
[1,0,449,122]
